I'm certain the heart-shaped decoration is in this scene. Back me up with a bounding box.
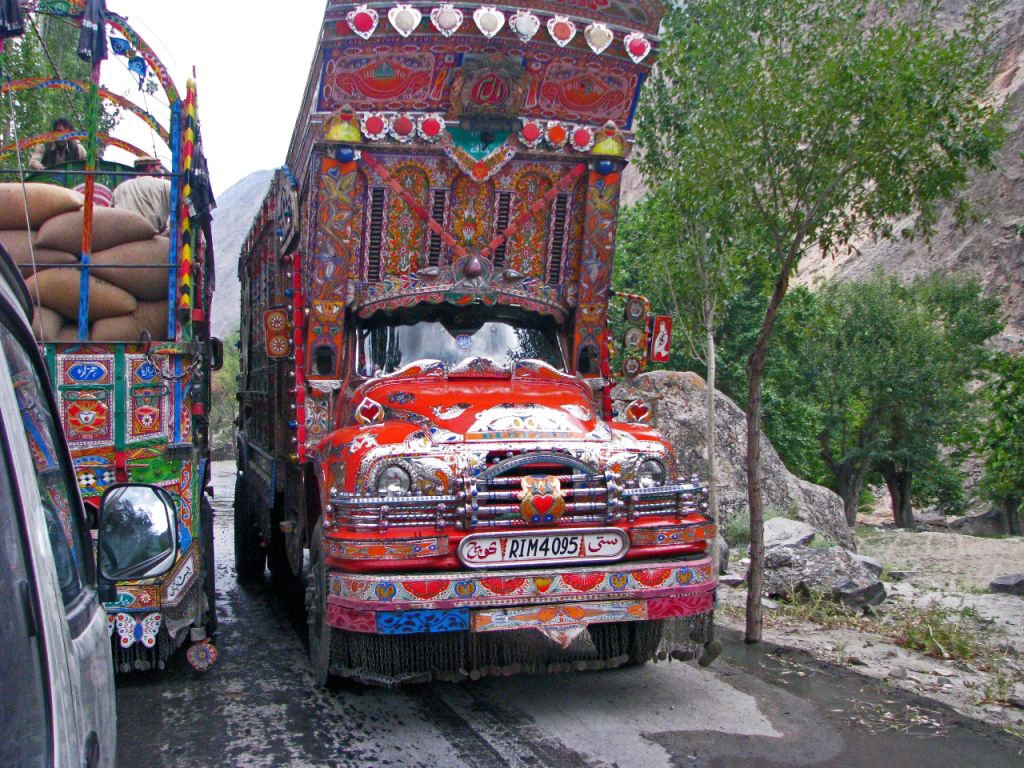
[584,22,613,54]
[454,580,477,597]
[533,494,555,515]
[430,4,463,36]
[473,6,505,38]
[625,398,651,423]
[508,9,539,42]
[609,573,629,590]
[356,396,384,424]
[375,583,397,600]
[533,577,553,593]
[624,31,651,63]
[388,5,422,37]
[346,5,379,39]
[547,15,576,47]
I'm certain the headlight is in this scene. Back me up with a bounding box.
[375,464,412,495]
[637,458,667,488]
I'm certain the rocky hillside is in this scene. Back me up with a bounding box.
[210,170,273,336]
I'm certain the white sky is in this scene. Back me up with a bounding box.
[105,2,326,195]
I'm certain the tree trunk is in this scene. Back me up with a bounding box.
[1003,495,1022,536]
[881,463,914,529]
[706,318,719,560]
[834,460,867,527]
[744,251,797,644]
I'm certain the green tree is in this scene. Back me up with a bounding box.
[980,352,1024,535]
[639,0,1003,642]
[210,330,239,456]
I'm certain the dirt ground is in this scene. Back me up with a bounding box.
[717,525,1024,736]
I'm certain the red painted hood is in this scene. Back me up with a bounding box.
[347,361,604,442]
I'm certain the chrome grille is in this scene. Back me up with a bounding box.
[327,452,707,532]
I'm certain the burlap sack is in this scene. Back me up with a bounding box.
[35,207,157,253]
[24,268,137,321]
[133,300,171,340]
[0,229,81,277]
[56,324,81,342]
[30,305,65,341]
[90,300,170,341]
[0,183,84,229]
[90,237,171,301]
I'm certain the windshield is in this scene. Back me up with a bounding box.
[356,307,565,376]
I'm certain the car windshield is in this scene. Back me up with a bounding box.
[356,307,565,376]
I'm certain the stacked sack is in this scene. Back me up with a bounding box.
[0,182,173,342]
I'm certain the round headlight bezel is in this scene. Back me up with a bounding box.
[374,464,412,495]
[637,457,667,488]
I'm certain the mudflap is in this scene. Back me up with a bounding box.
[322,612,715,686]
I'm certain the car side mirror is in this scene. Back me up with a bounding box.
[210,336,224,372]
[97,484,178,584]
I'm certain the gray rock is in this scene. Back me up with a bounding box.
[851,554,885,578]
[614,371,855,550]
[763,544,886,609]
[764,517,817,549]
[716,537,730,575]
[989,574,1024,596]
[949,509,1014,538]
[720,574,745,588]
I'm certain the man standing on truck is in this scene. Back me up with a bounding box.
[112,155,171,233]
[28,117,86,169]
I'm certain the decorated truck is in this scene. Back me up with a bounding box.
[0,1,218,671]
[236,0,717,684]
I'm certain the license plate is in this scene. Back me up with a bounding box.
[457,528,629,569]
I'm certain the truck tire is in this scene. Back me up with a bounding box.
[269,528,305,603]
[307,519,334,687]
[233,475,265,581]
[201,496,218,637]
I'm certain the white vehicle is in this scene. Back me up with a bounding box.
[0,244,181,766]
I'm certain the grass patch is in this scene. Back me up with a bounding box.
[883,602,996,663]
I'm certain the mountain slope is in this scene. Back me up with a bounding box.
[210,169,273,336]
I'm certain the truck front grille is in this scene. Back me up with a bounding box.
[328,452,707,533]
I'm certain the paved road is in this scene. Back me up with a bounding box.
[116,462,1024,767]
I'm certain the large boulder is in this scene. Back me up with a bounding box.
[764,517,817,548]
[614,371,855,549]
[763,545,886,609]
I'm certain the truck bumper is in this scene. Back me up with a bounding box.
[325,556,716,646]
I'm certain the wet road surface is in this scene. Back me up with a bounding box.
[116,463,1024,767]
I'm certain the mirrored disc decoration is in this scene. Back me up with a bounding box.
[388,5,423,37]
[430,4,463,36]
[418,114,445,141]
[360,113,390,140]
[473,6,505,38]
[508,9,540,42]
[623,31,652,63]
[346,4,379,39]
[547,15,576,47]
[584,22,614,54]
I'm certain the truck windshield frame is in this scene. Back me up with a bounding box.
[355,306,566,377]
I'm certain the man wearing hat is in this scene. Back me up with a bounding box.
[112,155,172,233]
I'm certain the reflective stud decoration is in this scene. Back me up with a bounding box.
[520,120,543,147]
[361,112,389,140]
[347,4,379,39]
[547,15,576,47]
[388,4,422,37]
[473,6,505,38]
[624,32,652,63]
[546,121,568,147]
[584,22,614,54]
[508,9,540,42]
[418,114,445,140]
[570,125,594,151]
[430,3,463,36]
[391,114,416,140]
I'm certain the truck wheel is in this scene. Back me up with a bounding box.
[233,475,265,581]
[307,520,333,687]
[200,496,218,637]
[269,528,305,602]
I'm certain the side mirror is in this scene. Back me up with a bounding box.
[210,336,224,372]
[97,484,178,583]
